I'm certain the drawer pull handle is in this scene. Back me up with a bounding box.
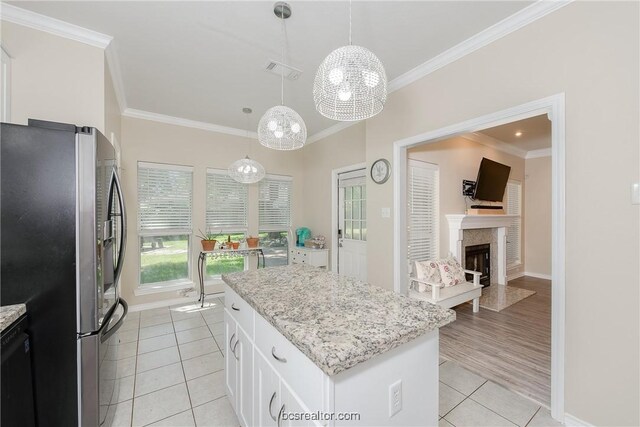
[268,391,277,422]
[229,332,236,351]
[271,346,287,363]
[277,404,286,427]
[231,303,240,311]
[232,339,240,360]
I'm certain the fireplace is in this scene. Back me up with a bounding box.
[465,244,490,286]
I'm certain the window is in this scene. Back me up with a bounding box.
[138,162,193,287]
[205,169,248,277]
[259,176,292,267]
[506,180,522,267]
[407,159,439,263]
[339,169,367,241]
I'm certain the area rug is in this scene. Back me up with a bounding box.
[477,285,536,312]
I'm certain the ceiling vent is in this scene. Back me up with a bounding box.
[264,60,302,81]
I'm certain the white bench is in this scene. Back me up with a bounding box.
[408,262,484,313]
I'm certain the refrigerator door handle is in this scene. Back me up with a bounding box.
[108,168,127,287]
[101,298,128,343]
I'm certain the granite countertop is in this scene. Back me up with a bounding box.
[222,264,455,376]
[0,304,27,333]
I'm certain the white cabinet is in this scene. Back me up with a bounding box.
[289,247,329,268]
[224,284,439,426]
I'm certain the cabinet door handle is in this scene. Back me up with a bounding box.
[231,303,240,311]
[268,391,277,422]
[271,346,287,363]
[277,404,286,427]
[232,339,240,360]
[229,332,236,351]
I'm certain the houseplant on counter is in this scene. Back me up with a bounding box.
[197,229,218,251]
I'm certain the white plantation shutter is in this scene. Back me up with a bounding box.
[407,159,439,263]
[138,162,193,232]
[506,181,522,266]
[206,169,248,232]
[259,176,292,231]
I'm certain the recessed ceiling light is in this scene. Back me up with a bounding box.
[515,131,523,137]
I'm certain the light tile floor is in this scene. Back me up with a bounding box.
[104,296,240,427]
[107,298,563,427]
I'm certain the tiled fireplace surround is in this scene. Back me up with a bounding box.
[446,215,517,286]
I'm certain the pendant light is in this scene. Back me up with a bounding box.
[258,2,307,150]
[313,0,387,121]
[228,108,265,184]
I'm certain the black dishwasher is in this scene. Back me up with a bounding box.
[1,314,36,427]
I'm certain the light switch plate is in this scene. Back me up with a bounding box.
[381,207,391,218]
[632,183,640,205]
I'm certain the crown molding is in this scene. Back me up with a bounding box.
[308,0,572,144]
[307,121,358,144]
[123,108,258,139]
[526,147,552,159]
[105,43,127,113]
[387,0,572,93]
[462,132,528,159]
[0,3,112,48]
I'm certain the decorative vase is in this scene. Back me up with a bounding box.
[246,237,259,248]
[201,239,217,251]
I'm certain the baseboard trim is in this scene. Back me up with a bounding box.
[564,413,594,427]
[524,271,552,280]
[508,272,525,281]
[128,292,224,312]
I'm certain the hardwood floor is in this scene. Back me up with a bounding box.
[440,276,551,406]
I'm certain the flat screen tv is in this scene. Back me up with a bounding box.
[473,158,511,202]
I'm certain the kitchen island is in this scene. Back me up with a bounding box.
[221,264,455,426]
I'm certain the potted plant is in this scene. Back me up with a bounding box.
[246,236,259,248]
[197,229,218,251]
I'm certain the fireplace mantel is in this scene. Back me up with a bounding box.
[446,214,518,285]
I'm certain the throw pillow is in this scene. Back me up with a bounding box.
[437,257,467,287]
[414,260,442,286]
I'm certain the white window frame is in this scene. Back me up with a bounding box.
[1,46,11,122]
[259,174,293,267]
[506,180,522,268]
[136,162,194,293]
[407,159,440,265]
[204,168,249,281]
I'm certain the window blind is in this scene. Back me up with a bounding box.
[506,181,522,266]
[138,162,193,232]
[407,159,439,263]
[259,176,292,231]
[206,169,248,232]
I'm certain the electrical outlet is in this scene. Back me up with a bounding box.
[389,380,402,417]
[632,183,640,205]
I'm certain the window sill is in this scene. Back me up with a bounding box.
[135,280,194,296]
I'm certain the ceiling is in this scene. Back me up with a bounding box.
[479,114,551,152]
[10,1,534,136]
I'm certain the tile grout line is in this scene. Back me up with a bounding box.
[524,406,542,427]
[441,379,487,419]
[173,310,203,426]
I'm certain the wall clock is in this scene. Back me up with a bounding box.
[371,158,391,184]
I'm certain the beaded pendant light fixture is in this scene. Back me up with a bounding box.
[228,108,265,184]
[257,2,307,150]
[313,0,387,121]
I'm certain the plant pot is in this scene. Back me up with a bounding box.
[201,239,217,251]
[246,237,259,248]
[231,242,240,250]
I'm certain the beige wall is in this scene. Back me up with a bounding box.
[361,2,638,424]
[0,21,105,131]
[524,156,551,277]
[119,116,306,307]
[408,136,525,276]
[301,122,366,268]
[104,62,122,157]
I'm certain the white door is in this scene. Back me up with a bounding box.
[254,350,280,427]
[224,311,238,412]
[338,169,367,281]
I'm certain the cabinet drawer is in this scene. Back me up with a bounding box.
[254,314,324,411]
[224,285,254,338]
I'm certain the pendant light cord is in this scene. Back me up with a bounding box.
[349,0,352,45]
[280,4,285,106]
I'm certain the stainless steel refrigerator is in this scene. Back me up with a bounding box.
[1,119,128,426]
